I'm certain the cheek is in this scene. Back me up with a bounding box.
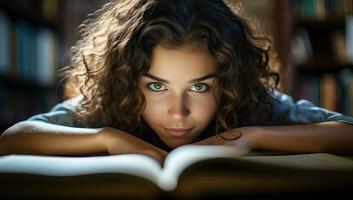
[141,94,165,121]
[190,94,218,119]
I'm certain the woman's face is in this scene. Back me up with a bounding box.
[138,43,219,148]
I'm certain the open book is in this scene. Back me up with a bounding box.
[1,145,353,199]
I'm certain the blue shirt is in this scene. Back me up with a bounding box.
[27,90,353,151]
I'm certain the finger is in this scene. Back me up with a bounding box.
[194,129,243,145]
[193,137,214,145]
[140,148,166,165]
[194,135,223,145]
[158,149,168,158]
[219,129,243,141]
[145,143,168,158]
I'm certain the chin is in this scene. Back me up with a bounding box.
[157,128,200,148]
[168,142,185,148]
[164,138,193,148]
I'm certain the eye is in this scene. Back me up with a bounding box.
[190,83,209,93]
[146,82,167,92]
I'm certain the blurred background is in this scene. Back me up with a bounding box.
[0,0,353,133]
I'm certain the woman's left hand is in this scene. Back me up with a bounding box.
[193,127,256,150]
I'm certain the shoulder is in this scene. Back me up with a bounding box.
[51,95,83,112]
[27,95,87,127]
[250,89,353,126]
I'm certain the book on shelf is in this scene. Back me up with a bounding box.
[35,27,57,85]
[14,20,57,84]
[42,0,58,22]
[347,15,353,63]
[339,69,353,116]
[290,28,313,65]
[297,71,353,115]
[320,73,338,111]
[297,74,323,109]
[0,145,353,199]
[0,11,11,75]
[0,9,58,85]
[293,0,353,20]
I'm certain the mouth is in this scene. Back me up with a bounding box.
[164,127,194,138]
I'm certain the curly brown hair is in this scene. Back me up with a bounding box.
[61,0,279,138]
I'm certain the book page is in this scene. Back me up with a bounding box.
[158,145,249,191]
[0,154,162,185]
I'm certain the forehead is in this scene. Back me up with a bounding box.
[148,43,217,78]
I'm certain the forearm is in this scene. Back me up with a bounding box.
[247,121,353,154]
[0,121,107,155]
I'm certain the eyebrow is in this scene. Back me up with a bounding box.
[144,73,215,84]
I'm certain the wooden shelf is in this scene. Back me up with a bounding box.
[296,58,353,73]
[0,1,59,32]
[0,74,59,91]
[293,18,346,30]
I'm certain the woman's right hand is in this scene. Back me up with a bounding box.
[99,127,168,164]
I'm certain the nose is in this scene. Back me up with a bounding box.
[167,93,190,119]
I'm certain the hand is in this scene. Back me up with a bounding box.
[193,127,255,151]
[99,127,167,164]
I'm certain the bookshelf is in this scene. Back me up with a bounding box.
[0,0,62,133]
[0,0,109,134]
[278,0,353,116]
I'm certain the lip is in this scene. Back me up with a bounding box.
[164,127,193,137]
[165,128,193,132]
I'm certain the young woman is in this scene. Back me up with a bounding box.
[1,0,352,163]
